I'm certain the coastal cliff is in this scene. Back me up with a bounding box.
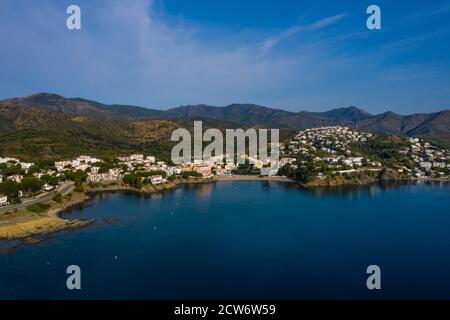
[302,169,411,187]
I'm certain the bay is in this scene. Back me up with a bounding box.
[1,181,450,299]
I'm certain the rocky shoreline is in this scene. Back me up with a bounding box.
[0,191,92,241]
[0,179,189,241]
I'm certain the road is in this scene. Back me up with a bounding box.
[0,181,75,214]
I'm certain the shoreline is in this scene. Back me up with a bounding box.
[0,175,448,243]
[0,191,92,242]
[211,175,298,183]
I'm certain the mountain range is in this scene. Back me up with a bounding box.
[0,93,449,160]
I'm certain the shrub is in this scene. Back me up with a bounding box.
[88,182,101,189]
[74,178,84,192]
[181,171,202,179]
[52,193,62,203]
[26,203,50,213]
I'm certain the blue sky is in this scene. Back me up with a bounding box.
[0,0,449,114]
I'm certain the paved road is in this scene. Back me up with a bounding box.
[0,181,75,214]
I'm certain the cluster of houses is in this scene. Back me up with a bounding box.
[55,155,101,172]
[0,157,34,185]
[0,149,292,208]
[287,126,373,156]
[405,138,450,178]
[85,154,238,183]
[176,154,296,177]
[283,126,450,179]
[0,157,33,206]
[0,156,56,187]
[0,157,34,170]
[2,129,447,207]
[283,127,381,174]
[61,151,292,186]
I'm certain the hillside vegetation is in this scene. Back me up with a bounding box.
[0,93,448,162]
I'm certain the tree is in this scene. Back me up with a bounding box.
[181,171,202,179]
[139,170,167,178]
[27,165,41,175]
[123,174,142,189]
[36,160,55,170]
[98,161,115,173]
[64,169,87,182]
[41,174,60,186]
[0,180,20,199]
[21,177,45,193]
[3,165,23,176]
[63,170,87,193]
[52,193,63,203]
[74,178,84,192]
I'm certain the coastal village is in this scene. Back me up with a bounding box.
[0,126,450,210]
[281,126,450,181]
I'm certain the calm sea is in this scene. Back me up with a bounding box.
[1,181,450,299]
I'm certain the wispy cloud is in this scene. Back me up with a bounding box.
[381,29,450,53]
[0,0,449,114]
[308,14,345,30]
[259,25,302,55]
[406,2,450,20]
[259,13,345,55]
[0,1,353,108]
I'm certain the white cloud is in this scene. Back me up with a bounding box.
[0,0,354,108]
[308,14,345,30]
[0,0,448,113]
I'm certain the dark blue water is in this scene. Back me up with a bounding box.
[1,181,450,300]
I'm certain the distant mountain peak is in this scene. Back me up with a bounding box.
[1,93,449,146]
[323,106,372,121]
[23,92,66,103]
[380,111,401,118]
[29,92,64,98]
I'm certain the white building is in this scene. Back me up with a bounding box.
[0,157,20,164]
[87,168,123,182]
[77,155,100,164]
[146,156,156,163]
[20,162,34,170]
[130,154,144,162]
[42,183,54,191]
[7,174,23,183]
[55,161,70,171]
[0,194,8,206]
[150,175,165,185]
